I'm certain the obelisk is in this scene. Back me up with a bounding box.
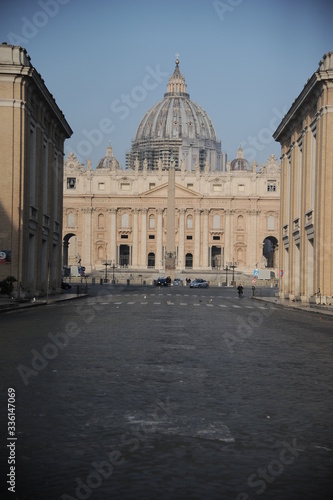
[165,150,176,280]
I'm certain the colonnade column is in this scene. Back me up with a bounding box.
[202,209,209,269]
[109,208,117,264]
[224,209,232,264]
[247,209,257,269]
[132,209,138,268]
[140,209,147,268]
[178,208,185,269]
[194,209,201,269]
[156,208,163,270]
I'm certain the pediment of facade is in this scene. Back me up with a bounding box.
[141,183,201,198]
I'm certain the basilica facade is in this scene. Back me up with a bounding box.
[63,59,280,280]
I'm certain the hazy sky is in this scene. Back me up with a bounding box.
[1,0,332,168]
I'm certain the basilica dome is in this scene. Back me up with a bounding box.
[126,58,224,172]
[135,59,218,143]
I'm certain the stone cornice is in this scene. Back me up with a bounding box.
[273,53,333,141]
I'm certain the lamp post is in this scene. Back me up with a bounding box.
[112,261,116,284]
[228,258,238,286]
[103,255,111,283]
[225,265,228,287]
[46,261,51,303]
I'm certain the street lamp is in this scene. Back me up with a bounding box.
[225,265,228,287]
[112,261,117,284]
[228,258,238,286]
[103,255,111,283]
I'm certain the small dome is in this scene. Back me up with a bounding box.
[96,144,121,170]
[230,145,251,171]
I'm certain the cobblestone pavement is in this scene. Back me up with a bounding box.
[0,286,332,500]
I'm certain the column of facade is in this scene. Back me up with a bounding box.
[178,208,185,269]
[224,209,232,265]
[140,209,147,268]
[194,209,201,269]
[156,208,163,270]
[82,207,92,271]
[109,208,117,265]
[132,209,138,268]
[202,209,209,269]
[247,208,257,269]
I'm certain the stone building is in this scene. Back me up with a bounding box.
[0,44,72,296]
[63,145,280,280]
[63,58,280,282]
[274,51,333,304]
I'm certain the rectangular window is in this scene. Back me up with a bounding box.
[238,184,245,192]
[186,235,193,240]
[67,177,76,189]
[267,180,276,192]
[149,234,155,240]
[121,234,128,239]
[213,235,220,241]
[213,184,222,192]
[187,183,193,189]
[149,217,155,229]
[121,183,131,191]
[98,182,105,190]
[267,215,275,230]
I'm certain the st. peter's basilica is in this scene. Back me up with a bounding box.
[63,58,280,282]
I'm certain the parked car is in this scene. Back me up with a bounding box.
[189,278,209,288]
[156,277,168,286]
[173,278,182,286]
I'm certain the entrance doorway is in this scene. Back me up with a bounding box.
[185,253,193,269]
[148,252,155,268]
[63,233,78,268]
[119,245,130,267]
[263,236,278,268]
[211,246,222,268]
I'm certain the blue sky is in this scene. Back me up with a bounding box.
[1,0,332,168]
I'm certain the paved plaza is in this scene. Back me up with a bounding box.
[0,285,332,499]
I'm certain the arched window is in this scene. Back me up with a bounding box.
[237,215,245,230]
[237,248,244,263]
[185,253,193,268]
[98,246,104,259]
[186,215,193,229]
[67,212,75,227]
[121,213,129,228]
[98,213,104,229]
[149,215,155,229]
[148,252,155,268]
[213,214,220,229]
[267,215,275,230]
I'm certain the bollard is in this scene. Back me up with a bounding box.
[252,285,255,297]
